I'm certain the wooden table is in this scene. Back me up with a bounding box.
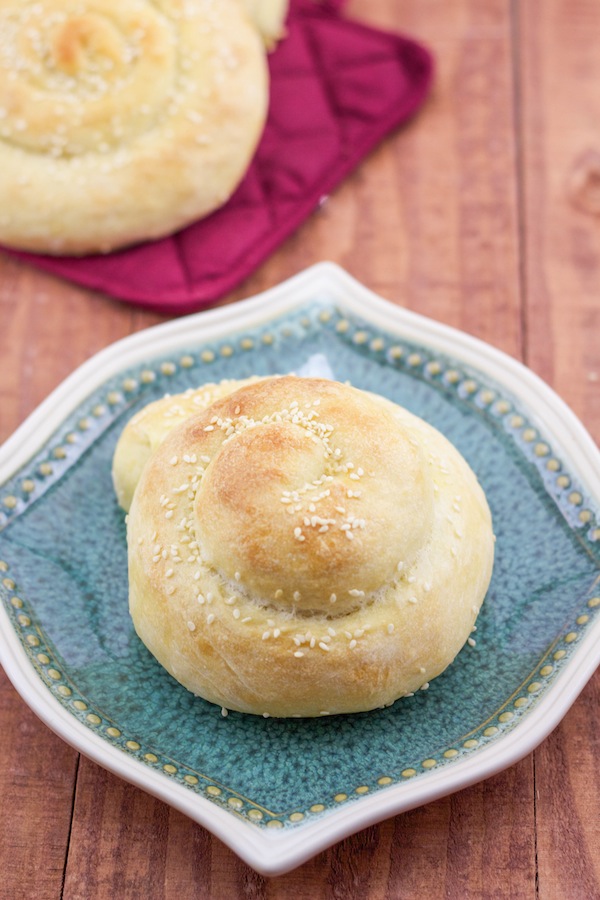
[1,1,599,896]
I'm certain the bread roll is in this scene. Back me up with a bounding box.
[240,0,289,48]
[0,0,268,255]
[125,376,494,717]
[112,377,261,511]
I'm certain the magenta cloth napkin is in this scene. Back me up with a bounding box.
[7,0,433,313]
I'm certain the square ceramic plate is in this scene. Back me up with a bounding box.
[1,263,599,875]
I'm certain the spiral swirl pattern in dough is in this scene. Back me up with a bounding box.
[0,0,268,254]
[127,376,495,717]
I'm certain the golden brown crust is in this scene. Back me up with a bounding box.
[112,377,261,511]
[0,0,268,254]
[126,376,495,717]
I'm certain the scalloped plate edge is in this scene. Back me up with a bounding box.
[1,262,599,875]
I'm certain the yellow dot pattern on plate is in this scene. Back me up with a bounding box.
[553,650,567,660]
[578,510,592,523]
[180,356,194,368]
[463,739,478,749]
[289,812,304,822]
[370,338,385,352]
[10,596,23,608]
[122,377,138,391]
[426,361,442,375]
[527,682,542,693]
[498,712,514,723]
[144,753,158,763]
[106,391,122,405]
[355,786,369,795]
[37,653,50,664]
[510,415,524,428]
[53,447,67,459]
[106,727,121,738]
[47,668,61,680]
[422,759,437,769]
[483,726,499,737]
[408,353,422,367]
[336,319,349,333]
[588,597,600,608]
[0,560,7,571]
[18,614,31,626]
[3,577,16,590]
[377,776,393,785]
[57,685,72,697]
[65,433,78,445]
[534,442,550,457]
[140,370,156,383]
[495,400,511,414]
[401,768,417,778]
[319,310,332,323]
[576,614,589,625]
[591,528,600,541]
[240,338,254,350]
[522,428,536,442]
[353,330,368,345]
[334,793,348,802]
[568,491,583,506]
[73,700,87,711]
[206,786,221,796]
[3,495,17,509]
[228,798,243,810]
[564,632,578,643]
[556,475,570,488]
[462,379,477,394]
[248,809,263,821]
[127,741,141,751]
[220,345,233,357]
[262,333,274,345]
[184,775,198,785]
[546,458,560,472]
[479,390,495,405]
[163,764,177,774]
[86,714,101,726]
[443,749,459,759]
[266,819,283,829]
[160,362,176,375]
[92,405,106,418]
[39,463,53,477]
[540,665,553,676]
[201,350,215,362]
[388,346,403,359]
[26,635,40,647]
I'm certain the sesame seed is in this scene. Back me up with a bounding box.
[424,582,432,592]
[169,455,178,465]
[221,707,228,717]
[165,569,174,578]
[345,531,354,540]
[310,637,316,648]
[387,624,394,634]
[241,616,252,623]
[407,575,416,584]
[468,637,476,647]
[348,589,365,597]
[165,511,173,519]
[420,683,430,691]
[262,713,270,718]
[166,586,175,596]
[408,597,417,604]
[327,627,336,637]
[207,614,215,624]
[262,631,271,640]
[319,642,330,652]
[204,425,214,432]
[293,591,301,602]
[233,609,241,619]
[234,571,241,581]
[197,595,205,605]
[187,621,195,631]
[349,639,357,649]
[273,628,281,638]
[329,593,337,604]
[419,666,426,674]
[294,651,304,658]
[274,589,283,599]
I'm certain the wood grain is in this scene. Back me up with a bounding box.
[0,0,598,897]
[519,1,600,897]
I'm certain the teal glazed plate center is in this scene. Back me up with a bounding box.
[0,264,599,875]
